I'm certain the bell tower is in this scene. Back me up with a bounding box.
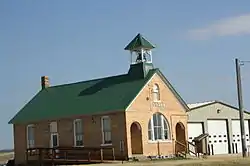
[124,33,156,78]
[124,33,155,64]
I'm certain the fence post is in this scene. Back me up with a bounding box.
[100,148,103,162]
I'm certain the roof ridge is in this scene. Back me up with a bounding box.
[187,100,216,109]
[49,73,128,89]
[188,100,216,105]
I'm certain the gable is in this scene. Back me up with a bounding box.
[188,102,250,121]
[126,70,189,113]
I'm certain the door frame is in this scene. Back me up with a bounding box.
[130,121,143,154]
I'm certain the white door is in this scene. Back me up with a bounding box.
[188,123,203,142]
[231,120,250,153]
[187,122,203,156]
[207,120,229,155]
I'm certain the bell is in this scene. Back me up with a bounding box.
[136,53,142,62]
[143,54,147,61]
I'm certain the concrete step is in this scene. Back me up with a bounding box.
[129,154,149,161]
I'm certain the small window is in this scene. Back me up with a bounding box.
[152,84,160,101]
[74,119,83,146]
[27,124,35,149]
[101,116,112,145]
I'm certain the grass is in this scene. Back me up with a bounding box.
[0,152,14,164]
[88,156,250,166]
[0,153,249,166]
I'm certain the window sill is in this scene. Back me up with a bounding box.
[100,143,112,146]
[73,145,84,148]
[148,140,172,144]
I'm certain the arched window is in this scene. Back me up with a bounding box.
[152,84,160,101]
[148,113,170,141]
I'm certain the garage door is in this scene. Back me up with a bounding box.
[188,123,203,142]
[231,120,250,153]
[207,120,229,155]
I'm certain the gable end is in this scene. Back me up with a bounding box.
[156,70,190,112]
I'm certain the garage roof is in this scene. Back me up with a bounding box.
[188,100,250,114]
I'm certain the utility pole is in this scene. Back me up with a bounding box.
[235,58,247,157]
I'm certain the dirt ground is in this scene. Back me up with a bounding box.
[87,155,250,166]
[1,153,250,166]
[0,152,14,164]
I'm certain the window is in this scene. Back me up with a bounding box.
[152,84,160,101]
[148,113,170,141]
[27,124,35,148]
[51,133,59,147]
[73,119,83,146]
[101,116,112,145]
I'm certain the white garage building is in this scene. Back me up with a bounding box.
[187,100,250,155]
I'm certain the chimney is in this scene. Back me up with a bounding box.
[41,76,49,89]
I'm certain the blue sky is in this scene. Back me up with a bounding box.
[1,0,250,149]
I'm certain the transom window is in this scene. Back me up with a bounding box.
[148,113,170,141]
[73,119,83,146]
[152,84,160,101]
[27,124,35,148]
[101,116,112,145]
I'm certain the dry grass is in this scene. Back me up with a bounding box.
[0,152,14,164]
[85,156,250,166]
[0,153,249,166]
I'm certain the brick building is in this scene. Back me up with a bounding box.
[9,33,189,165]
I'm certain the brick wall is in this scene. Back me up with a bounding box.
[125,73,188,157]
[13,112,127,164]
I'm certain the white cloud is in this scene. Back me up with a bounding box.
[188,14,250,40]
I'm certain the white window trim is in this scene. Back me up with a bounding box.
[148,140,172,143]
[26,124,35,149]
[73,119,84,147]
[101,116,112,146]
[148,113,171,142]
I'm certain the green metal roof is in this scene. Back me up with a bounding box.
[124,33,155,51]
[9,68,189,124]
[9,69,156,124]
